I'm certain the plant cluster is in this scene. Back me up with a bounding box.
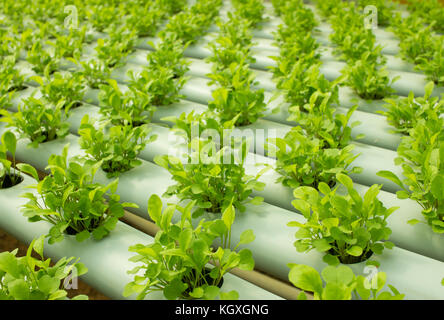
[155,135,266,216]
[288,173,396,266]
[270,0,361,190]
[19,146,138,243]
[78,115,157,178]
[205,7,265,127]
[0,235,88,300]
[377,112,444,233]
[0,131,22,188]
[390,11,444,86]
[0,97,70,148]
[124,195,256,300]
[32,72,86,110]
[381,82,444,135]
[326,2,397,100]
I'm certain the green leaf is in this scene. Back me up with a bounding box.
[38,275,60,295]
[238,229,255,246]
[288,264,323,296]
[17,163,40,182]
[75,230,90,242]
[321,265,354,286]
[322,282,351,300]
[220,290,239,300]
[222,204,235,229]
[313,239,332,252]
[147,194,162,223]
[376,170,404,188]
[238,249,255,270]
[2,131,16,157]
[8,279,30,300]
[346,246,363,257]
[431,175,444,200]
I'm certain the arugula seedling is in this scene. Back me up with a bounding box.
[0,131,23,188]
[0,97,70,148]
[19,146,138,243]
[124,195,255,300]
[0,235,88,300]
[267,126,362,189]
[32,72,86,110]
[155,137,266,216]
[78,115,157,178]
[381,82,444,135]
[288,173,397,266]
[98,79,155,126]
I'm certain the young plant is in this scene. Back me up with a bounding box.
[78,59,111,90]
[125,5,163,37]
[19,146,138,243]
[95,27,137,69]
[98,79,155,126]
[32,72,86,110]
[156,0,188,15]
[416,36,444,86]
[124,195,255,300]
[0,57,26,95]
[381,82,444,135]
[0,235,88,300]
[78,115,157,178]
[288,264,404,300]
[48,27,87,60]
[0,97,70,148]
[232,0,265,27]
[289,173,396,266]
[267,126,362,189]
[128,66,187,107]
[155,138,266,216]
[0,131,23,188]
[377,118,444,233]
[161,11,207,45]
[26,41,58,75]
[344,51,398,100]
[207,62,266,127]
[146,35,190,79]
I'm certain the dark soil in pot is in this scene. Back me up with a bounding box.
[182,267,224,299]
[65,226,78,236]
[0,173,23,189]
[7,85,28,92]
[329,246,374,265]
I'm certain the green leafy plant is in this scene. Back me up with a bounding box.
[26,41,59,75]
[207,61,266,127]
[128,66,187,107]
[232,0,265,27]
[19,146,138,243]
[288,264,404,300]
[377,117,444,233]
[288,173,396,266]
[125,4,163,37]
[95,27,137,68]
[123,194,255,300]
[0,131,23,188]
[416,36,444,86]
[78,115,157,178]
[78,59,111,90]
[0,235,88,300]
[344,51,398,100]
[381,82,443,134]
[0,97,70,148]
[155,137,266,216]
[0,57,26,96]
[146,35,190,79]
[32,72,86,110]
[267,126,362,189]
[48,27,87,59]
[98,79,155,126]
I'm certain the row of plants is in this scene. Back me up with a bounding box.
[318,0,399,100]
[270,0,362,190]
[0,0,264,301]
[253,0,402,299]
[389,4,444,86]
